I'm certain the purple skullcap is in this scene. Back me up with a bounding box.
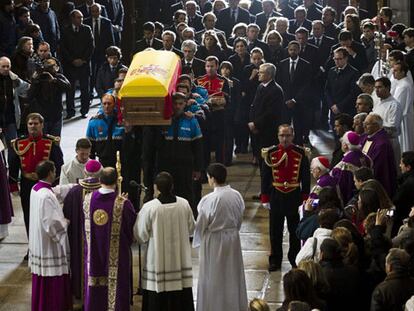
[85,159,102,174]
[343,131,360,147]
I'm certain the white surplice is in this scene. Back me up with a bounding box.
[391,76,414,152]
[193,185,248,311]
[59,157,86,185]
[134,196,195,293]
[28,182,74,276]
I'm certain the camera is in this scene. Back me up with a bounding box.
[311,199,319,209]
[386,209,395,217]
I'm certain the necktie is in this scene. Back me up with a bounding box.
[316,38,320,46]
[94,19,99,43]
[290,60,295,81]
[75,26,79,33]
[231,9,236,23]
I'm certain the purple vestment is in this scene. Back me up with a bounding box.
[62,178,100,300]
[0,152,13,224]
[32,274,71,311]
[309,173,338,200]
[361,129,397,197]
[331,150,372,204]
[83,190,136,311]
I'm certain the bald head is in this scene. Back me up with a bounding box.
[0,57,11,76]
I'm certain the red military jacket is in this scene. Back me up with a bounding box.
[261,144,310,203]
[196,74,228,111]
[11,134,60,180]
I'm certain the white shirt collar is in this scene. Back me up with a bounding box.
[99,187,115,194]
[262,80,272,87]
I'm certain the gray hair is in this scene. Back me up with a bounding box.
[367,113,383,127]
[262,0,275,6]
[386,248,411,273]
[181,39,197,52]
[357,93,374,110]
[354,112,368,122]
[276,17,289,26]
[260,63,276,79]
[202,12,217,24]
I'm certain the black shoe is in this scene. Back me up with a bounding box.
[64,113,74,120]
[81,114,88,119]
[268,263,281,272]
[23,253,28,261]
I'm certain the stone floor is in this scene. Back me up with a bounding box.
[0,109,335,310]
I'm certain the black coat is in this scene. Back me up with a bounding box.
[181,57,206,78]
[60,24,94,73]
[325,64,360,116]
[288,18,312,34]
[281,32,295,48]
[216,7,251,37]
[77,3,108,19]
[328,41,368,73]
[248,0,263,16]
[228,53,250,82]
[134,37,163,53]
[320,260,361,311]
[371,272,414,311]
[324,23,340,42]
[279,4,294,20]
[393,171,414,229]
[188,13,204,32]
[84,16,115,64]
[298,43,319,72]
[195,45,224,63]
[255,11,282,36]
[238,63,261,124]
[304,3,322,21]
[309,35,335,68]
[249,80,287,148]
[95,62,127,97]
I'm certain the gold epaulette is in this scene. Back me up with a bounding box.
[45,134,61,145]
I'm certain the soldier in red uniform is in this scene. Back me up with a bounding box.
[195,55,231,165]
[261,124,310,271]
[9,113,63,256]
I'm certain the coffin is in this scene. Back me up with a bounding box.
[119,50,181,125]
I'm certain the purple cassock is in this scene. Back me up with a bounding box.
[309,173,338,200]
[62,177,101,301]
[331,150,372,204]
[0,152,13,225]
[83,190,137,311]
[360,128,397,197]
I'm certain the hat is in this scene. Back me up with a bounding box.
[342,131,360,148]
[85,159,102,174]
[311,156,330,171]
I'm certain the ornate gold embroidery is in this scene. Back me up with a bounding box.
[83,193,92,292]
[93,209,109,226]
[88,276,108,287]
[107,196,124,311]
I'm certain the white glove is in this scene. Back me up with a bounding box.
[262,203,270,210]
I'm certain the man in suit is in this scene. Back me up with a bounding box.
[325,47,360,120]
[247,23,271,62]
[302,0,321,21]
[134,21,163,54]
[278,0,294,20]
[277,41,311,145]
[275,17,295,48]
[181,39,205,78]
[309,20,335,66]
[294,27,318,71]
[249,63,287,155]
[77,0,108,19]
[185,0,203,32]
[255,0,281,37]
[249,0,263,16]
[96,0,124,45]
[345,0,369,21]
[161,30,184,58]
[327,30,368,73]
[60,9,94,119]
[195,12,224,44]
[84,3,114,98]
[289,6,312,34]
[216,0,250,37]
[322,6,340,42]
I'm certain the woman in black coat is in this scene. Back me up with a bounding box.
[228,37,250,82]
